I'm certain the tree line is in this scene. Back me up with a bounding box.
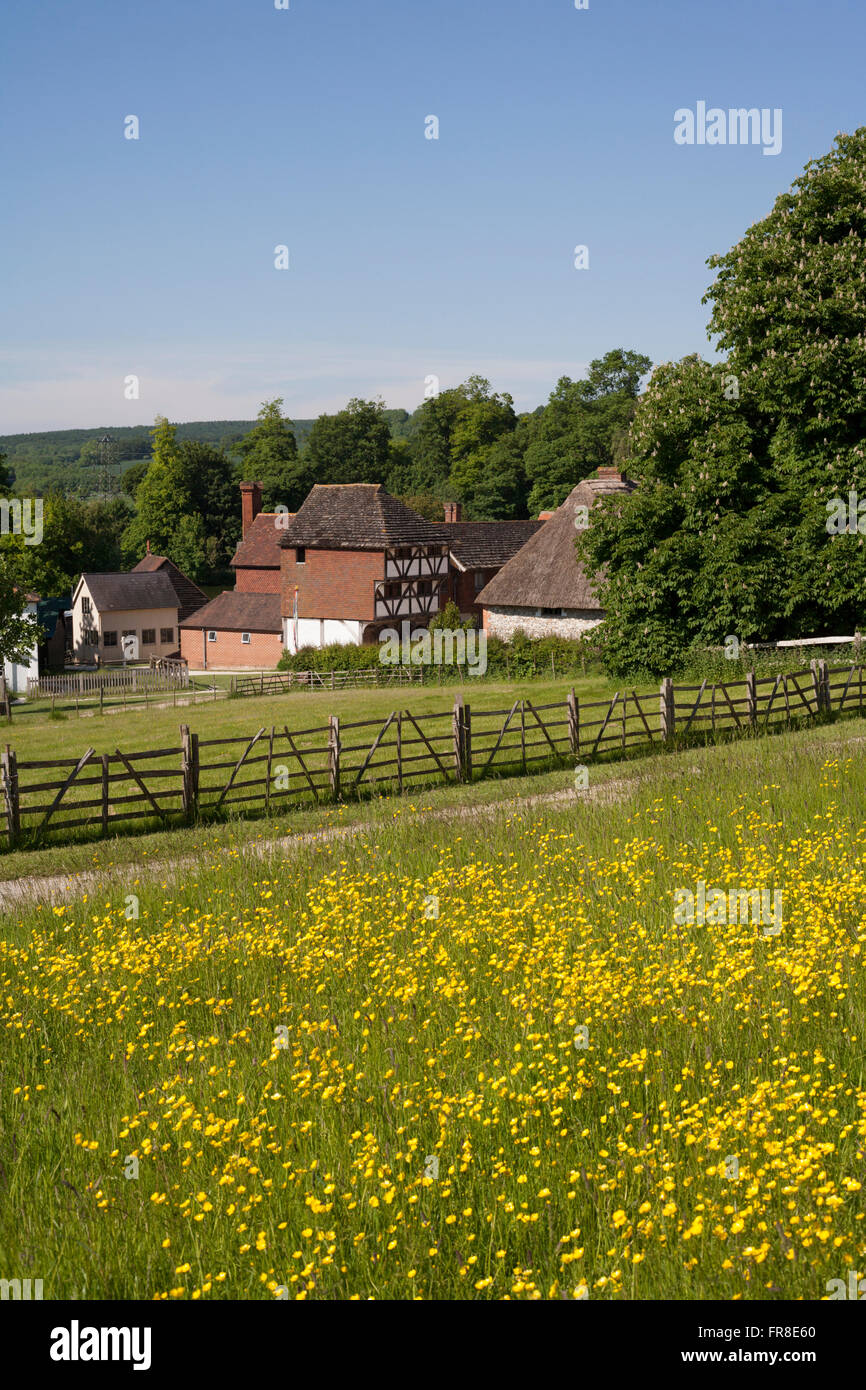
[0,350,649,600]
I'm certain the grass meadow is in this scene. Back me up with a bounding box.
[0,719,864,1300]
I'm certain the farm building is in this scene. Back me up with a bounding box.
[178,481,288,669]
[278,484,452,654]
[71,570,195,663]
[180,481,551,668]
[439,502,544,621]
[131,550,209,624]
[477,467,636,640]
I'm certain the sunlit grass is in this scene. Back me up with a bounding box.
[0,726,863,1300]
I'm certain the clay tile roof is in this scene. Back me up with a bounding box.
[81,571,179,613]
[278,484,451,551]
[443,520,545,570]
[130,554,209,624]
[477,473,637,610]
[230,513,288,569]
[178,590,281,634]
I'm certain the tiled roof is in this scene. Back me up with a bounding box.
[278,485,451,551]
[230,513,287,570]
[443,520,545,570]
[81,572,179,613]
[178,589,281,634]
[131,555,209,623]
[477,473,637,610]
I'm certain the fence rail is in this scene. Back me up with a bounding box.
[27,666,190,698]
[230,667,423,697]
[1,659,859,851]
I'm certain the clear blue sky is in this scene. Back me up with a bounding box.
[3,0,865,433]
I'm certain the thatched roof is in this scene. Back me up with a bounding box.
[477,471,636,610]
[278,484,450,551]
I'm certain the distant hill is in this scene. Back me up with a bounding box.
[0,411,412,497]
[0,420,315,496]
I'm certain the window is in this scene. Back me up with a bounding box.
[296,547,306,564]
[82,596,92,614]
[85,629,99,646]
[241,632,251,645]
[208,631,217,642]
[103,630,118,647]
[160,627,174,644]
[141,628,156,646]
[473,569,486,593]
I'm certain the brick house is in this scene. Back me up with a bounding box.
[439,502,544,621]
[478,468,637,640]
[278,484,453,653]
[179,481,287,669]
[179,480,560,668]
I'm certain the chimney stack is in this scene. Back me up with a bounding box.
[443,501,462,523]
[240,480,264,537]
[596,467,623,481]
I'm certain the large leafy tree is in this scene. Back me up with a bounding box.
[0,560,41,667]
[472,419,534,519]
[583,129,866,675]
[580,356,783,674]
[445,377,516,513]
[121,417,211,577]
[177,441,239,571]
[304,398,392,486]
[238,399,310,510]
[1,492,132,596]
[524,349,651,515]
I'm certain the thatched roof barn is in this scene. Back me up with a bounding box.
[477,467,636,640]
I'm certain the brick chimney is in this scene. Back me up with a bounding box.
[240,481,263,537]
[596,467,623,481]
[443,501,462,523]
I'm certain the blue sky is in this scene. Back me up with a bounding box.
[3,0,865,432]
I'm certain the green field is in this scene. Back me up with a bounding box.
[0,720,863,1300]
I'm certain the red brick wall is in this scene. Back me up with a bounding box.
[281,547,384,620]
[452,567,495,621]
[234,567,280,594]
[180,627,283,669]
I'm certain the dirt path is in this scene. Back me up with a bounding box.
[0,778,629,912]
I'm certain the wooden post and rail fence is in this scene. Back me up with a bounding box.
[0,658,858,851]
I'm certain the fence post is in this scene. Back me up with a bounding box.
[2,745,19,847]
[746,671,757,728]
[453,694,465,782]
[463,703,472,782]
[567,687,579,755]
[821,658,831,712]
[397,711,403,793]
[328,714,341,801]
[810,660,823,715]
[659,678,674,741]
[180,724,199,821]
[101,754,109,833]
